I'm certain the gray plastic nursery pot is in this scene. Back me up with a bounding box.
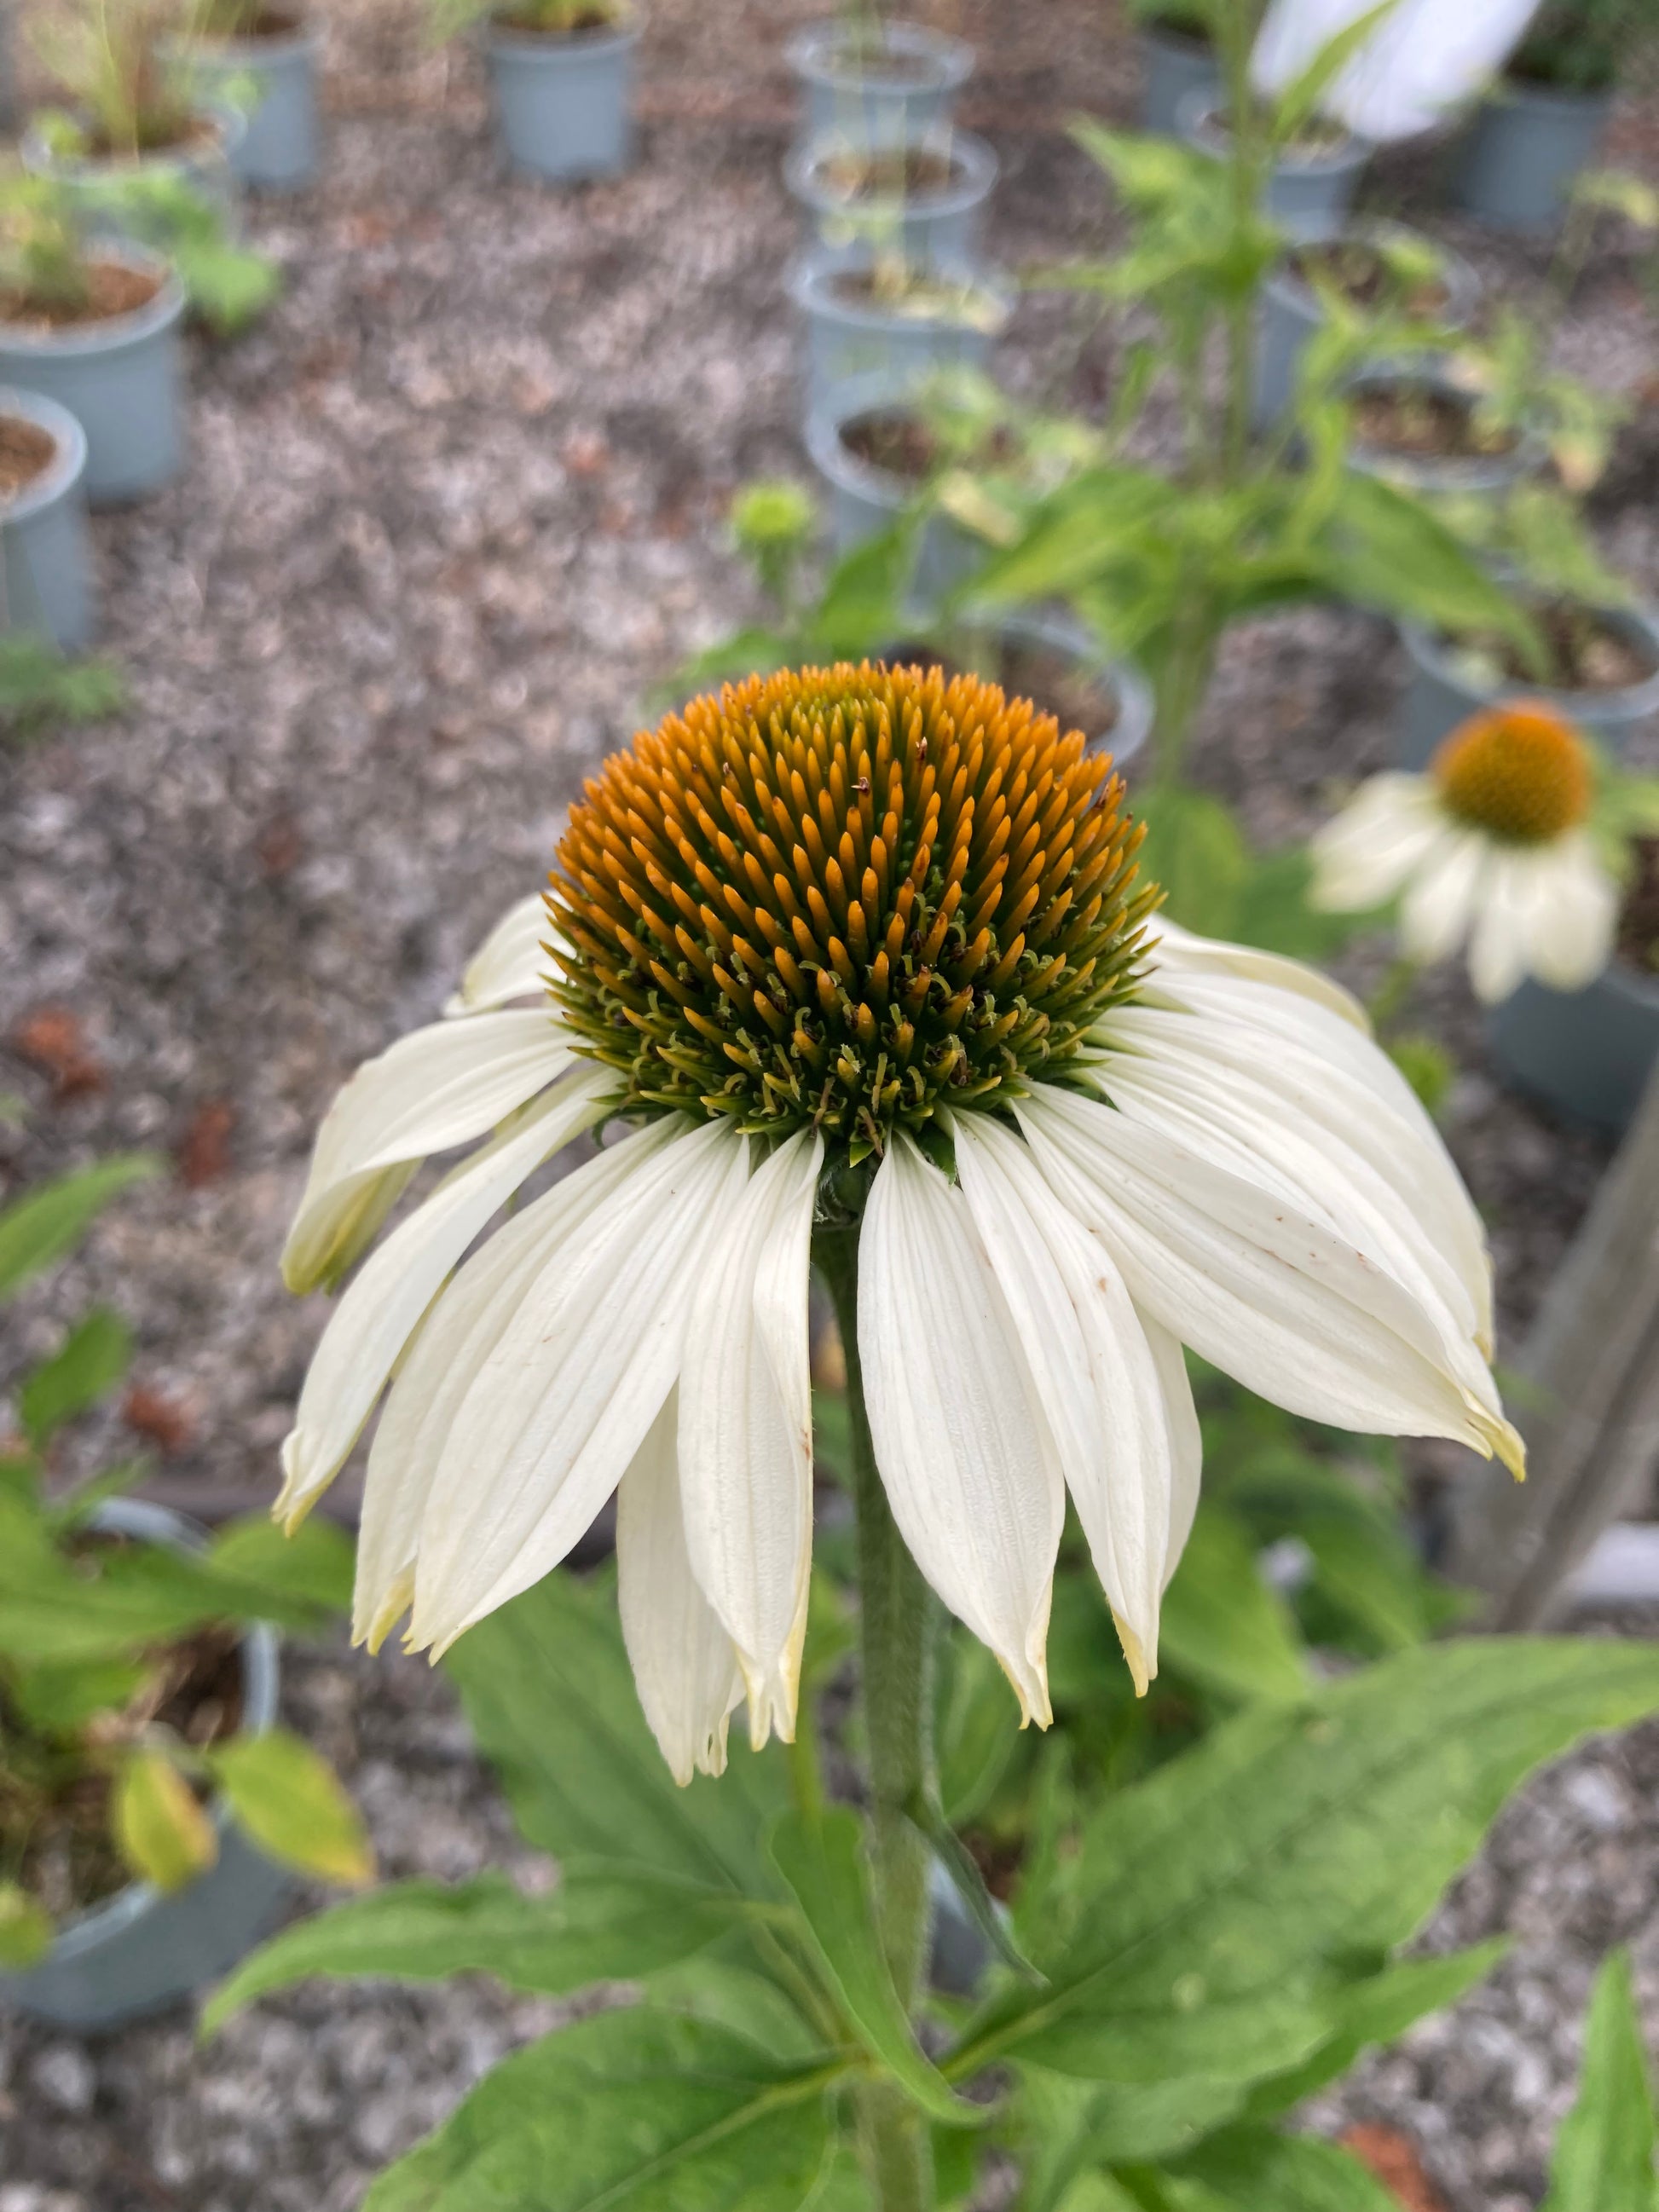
[792,252,1011,429]
[186,14,322,192]
[22,103,246,243]
[1251,223,1480,432]
[1177,90,1370,240]
[487,9,641,183]
[787,18,973,154]
[0,387,94,652]
[1138,20,1217,138]
[783,128,997,269]
[1488,961,1659,1136]
[0,245,186,505]
[806,377,982,609]
[1396,599,1659,769]
[1343,363,1543,503]
[883,607,1155,771]
[1454,80,1611,234]
[0,1499,288,2030]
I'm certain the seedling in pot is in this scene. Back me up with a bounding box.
[430,0,627,40]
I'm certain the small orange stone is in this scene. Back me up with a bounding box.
[1431,701,1593,845]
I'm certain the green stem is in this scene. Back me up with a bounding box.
[1367,952,1419,1037]
[816,1222,938,2212]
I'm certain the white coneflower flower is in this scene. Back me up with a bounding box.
[280,665,1519,1784]
[1310,702,1619,1004]
[1251,0,1540,144]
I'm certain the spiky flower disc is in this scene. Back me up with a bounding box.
[1433,702,1593,845]
[547,662,1153,1160]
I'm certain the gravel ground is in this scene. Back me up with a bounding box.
[3,0,1659,2203]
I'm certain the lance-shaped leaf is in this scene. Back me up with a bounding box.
[1169,2125,1405,2211]
[362,2007,841,2212]
[445,1569,785,1897]
[208,1730,373,1886]
[20,1309,131,1442]
[951,1640,1659,2088]
[769,1807,971,2128]
[0,1155,161,1301]
[203,1871,753,2034]
[1541,1949,1658,2212]
[113,1751,217,1892]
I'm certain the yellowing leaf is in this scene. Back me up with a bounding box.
[0,1880,53,1967]
[210,1730,374,1886]
[113,1751,218,1893]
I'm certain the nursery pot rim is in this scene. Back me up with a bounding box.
[21,98,248,181]
[884,604,1156,771]
[0,385,88,524]
[1265,219,1481,330]
[784,126,998,222]
[785,17,974,98]
[1400,593,1659,725]
[1344,360,1545,492]
[790,250,1013,339]
[10,1496,280,1971]
[1176,85,1371,176]
[0,240,186,357]
[186,9,321,61]
[485,3,643,60]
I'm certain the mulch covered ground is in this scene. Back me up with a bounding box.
[3,1,1659,2205]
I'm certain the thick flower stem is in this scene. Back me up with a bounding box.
[817,1224,938,2212]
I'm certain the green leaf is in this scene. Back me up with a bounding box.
[646,1955,824,2061]
[206,1514,355,1616]
[9,1655,150,1736]
[1270,0,1397,146]
[956,1640,1659,2086]
[769,1806,969,2125]
[20,1308,133,1441]
[361,2007,838,2212]
[1159,1504,1310,1707]
[1244,1941,1509,2117]
[202,1870,749,2033]
[0,1881,53,1967]
[1320,473,1532,645]
[445,1570,785,1897]
[1542,1949,1658,2212]
[208,1729,374,1886]
[113,1750,218,1892]
[0,1156,161,1300]
[1171,2125,1404,2211]
[1013,2062,1250,2209]
[1133,790,1251,944]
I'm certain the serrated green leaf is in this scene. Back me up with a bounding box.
[1542,1949,1658,2212]
[209,1729,373,1886]
[769,1806,969,2125]
[0,1880,53,1967]
[445,1570,785,1897]
[1159,1504,1310,1707]
[0,1156,162,1300]
[113,1750,218,1892]
[19,1308,132,1441]
[202,1870,750,2033]
[361,2007,839,2212]
[954,1641,1659,2086]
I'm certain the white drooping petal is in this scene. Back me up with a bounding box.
[443,892,561,1016]
[1528,835,1618,994]
[951,1112,1174,1692]
[1252,0,1541,142]
[617,1392,745,1788]
[279,1065,614,1531]
[679,1129,823,1750]
[408,1118,749,1655]
[282,1009,575,1293]
[1466,847,1541,1003]
[1018,1085,1523,1475]
[1100,992,1493,1352]
[858,1135,1063,1725]
[1147,916,1367,1029]
[1399,829,1488,965]
[351,1119,670,1650]
[1309,777,1448,916]
[1140,1310,1201,1586]
[1095,1037,1480,1355]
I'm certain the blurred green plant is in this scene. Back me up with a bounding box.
[427,0,626,43]
[0,637,125,745]
[0,1158,371,1968]
[1510,0,1659,95]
